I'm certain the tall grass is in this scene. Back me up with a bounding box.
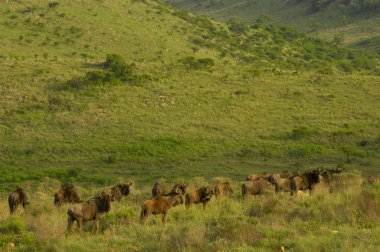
[0,172,379,251]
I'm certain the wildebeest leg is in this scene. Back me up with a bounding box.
[162,212,167,225]
[140,208,149,225]
[77,218,83,234]
[91,219,98,234]
[67,217,74,232]
[202,202,208,210]
[9,204,15,215]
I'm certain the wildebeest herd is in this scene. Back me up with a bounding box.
[7,167,376,234]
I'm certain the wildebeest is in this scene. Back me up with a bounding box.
[67,193,111,234]
[8,188,29,215]
[368,176,379,185]
[185,186,214,210]
[102,183,132,201]
[290,169,321,195]
[268,174,292,193]
[152,182,165,199]
[214,182,233,198]
[151,183,187,201]
[140,192,182,225]
[241,178,275,200]
[54,186,81,206]
[246,172,272,181]
[319,168,344,184]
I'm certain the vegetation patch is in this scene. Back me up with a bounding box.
[67,54,150,88]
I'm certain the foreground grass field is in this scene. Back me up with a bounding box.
[0,172,379,251]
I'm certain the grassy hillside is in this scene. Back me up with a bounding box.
[0,0,379,190]
[0,0,379,251]
[164,0,380,54]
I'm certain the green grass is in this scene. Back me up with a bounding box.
[0,0,379,250]
[164,0,380,54]
[0,0,379,188]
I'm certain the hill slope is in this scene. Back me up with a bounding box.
[0,0,379,188]
[164,0,380,54]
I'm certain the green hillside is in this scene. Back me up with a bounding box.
[164,0,380,54]
[0,0,379,188]
[0,0,379,251]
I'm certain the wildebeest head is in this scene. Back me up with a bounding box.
[198,186,214,201]
[117,183,132,196]
[165,191,182,207]
[267,175,276,185]
[95,192,112,213]
[171,183,188,195]
[305,169,321,184]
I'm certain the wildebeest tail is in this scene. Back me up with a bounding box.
[185,194,190,206]
[241,184,246,199]
[290,177,297,194]
[8,195,14,214]
[140,205,148,223]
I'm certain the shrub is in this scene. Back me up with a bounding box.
[103,54,133,81]
[179,56,214,70]
[48,2,59,8]
[67,54,148,88]
[290,127,316,140]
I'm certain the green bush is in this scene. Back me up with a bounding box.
[103,54,133,81]
[179,56,215,70]
[67,54,147,88]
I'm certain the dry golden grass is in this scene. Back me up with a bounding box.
[0,171,379,251]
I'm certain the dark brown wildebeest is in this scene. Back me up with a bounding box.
[241,178,275,200]
[102,183,132,201]
[268,174,292,193]
[54,186,82,206]
[151,183,187,200]
[214,182,233,198]
[185,186,214,210]
[140,192,182,225]
[246,172,272,181]
[67,193,111,234]
[151,182,166,199]
[319,168,344,183]
[8,188,29,215]
[290,169,321,195]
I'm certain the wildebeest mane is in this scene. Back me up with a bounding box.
[95,196,111,213]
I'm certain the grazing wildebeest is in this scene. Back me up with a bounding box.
[290,169,321,195]
[151,183,187,200]
[241,178,275,200]
[268,174,292,193]
[151,183,165,199]
[54,186,81,206]
[214,182,233,198]
[368,176,379,185]
[67,193,111,234]
[169,183,187,204]
[102,183,132,201]
[8,188,29,215]
[246,172,272,181]
[185,186,214,210]
[140,192,182,225]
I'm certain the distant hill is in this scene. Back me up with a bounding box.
[0,0,379,186]
[163,0,380,55]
